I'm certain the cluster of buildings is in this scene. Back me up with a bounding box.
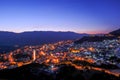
[71,39,120,66]
[0,38,120,73]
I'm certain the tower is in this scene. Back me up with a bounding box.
[33,49,36,61]
[9,52,14,63]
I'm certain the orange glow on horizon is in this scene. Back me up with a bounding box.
[77,30,109,34]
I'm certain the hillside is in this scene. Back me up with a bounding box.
[74,28,120,44]
[0,63,119,80]
[109,28,120,36]
[0,31,88,53]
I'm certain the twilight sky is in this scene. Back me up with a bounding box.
[0,0,120,34]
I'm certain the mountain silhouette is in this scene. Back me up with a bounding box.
[74,28,120,44]
[0,31,88,53]
[74,35,117,44]
[109,28,120,36]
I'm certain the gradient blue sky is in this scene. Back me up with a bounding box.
[0,0,120,34]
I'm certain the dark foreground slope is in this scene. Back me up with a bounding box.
[0,63,119,80]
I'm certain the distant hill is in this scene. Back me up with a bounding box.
[74,28,120,44]
[0,31,88,53]
[74,35,117,44]
[109,28,120,36]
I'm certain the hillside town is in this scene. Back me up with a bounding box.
[0,36,120,77]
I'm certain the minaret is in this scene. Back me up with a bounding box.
[9,52,14,63]
[33,49,36,61]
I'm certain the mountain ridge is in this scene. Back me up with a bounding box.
[109,28,120,36]
[0,31,88,53]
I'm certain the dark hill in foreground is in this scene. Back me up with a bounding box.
[0,63,119,80]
